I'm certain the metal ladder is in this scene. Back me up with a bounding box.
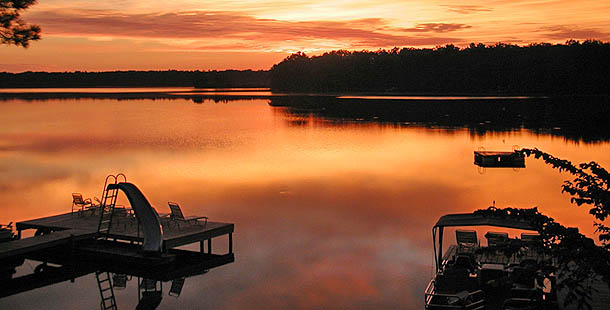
[97,173,126,238]
[96,271,117,310]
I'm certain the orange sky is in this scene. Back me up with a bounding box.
[1,0,609,72]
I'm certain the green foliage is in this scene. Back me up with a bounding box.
[518,148,610,249]
[1,0,40,47]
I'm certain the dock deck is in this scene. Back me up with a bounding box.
[0,229,96,260]
[16,211,234,250]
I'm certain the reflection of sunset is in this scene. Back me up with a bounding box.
[1,0,609,71]
[0,97,608,308]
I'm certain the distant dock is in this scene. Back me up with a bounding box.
[474,151,525,168]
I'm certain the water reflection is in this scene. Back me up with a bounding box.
[270,95,610,143]
[1,255,230,310]
[0,94,609,309]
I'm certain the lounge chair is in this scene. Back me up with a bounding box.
[166,202,208,229]
[485,231,509,247]
[456,229,479,252]
[0,222,14,241]
[71,193,93,215]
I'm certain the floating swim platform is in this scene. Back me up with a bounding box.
[474,151,525,168]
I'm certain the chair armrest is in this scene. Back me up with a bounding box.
[184,216,208,221]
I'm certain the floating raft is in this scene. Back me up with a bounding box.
[474,151,525,168]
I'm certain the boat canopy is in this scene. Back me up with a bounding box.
[432,212,538,272]
[434,213,537,231]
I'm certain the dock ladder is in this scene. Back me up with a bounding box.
[96,271,118,310]
[97,173,127,239]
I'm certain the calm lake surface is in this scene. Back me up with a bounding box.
[0,89,609,309]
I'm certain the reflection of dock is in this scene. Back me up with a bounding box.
[474,151,525,168]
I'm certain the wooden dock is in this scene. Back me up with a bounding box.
[15,211,234,251]
[0,177,236,306]
[0,209,233,267]
[0,229,96,260]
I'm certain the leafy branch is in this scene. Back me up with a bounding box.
[1,0,40,47]
[475,206,610,309]
[518,148,610,249]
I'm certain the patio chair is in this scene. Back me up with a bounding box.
[485,231,509,247]
[166,202,208,229]
[0,222,14,241]
[71,193,93,215]
[456,229,479,252]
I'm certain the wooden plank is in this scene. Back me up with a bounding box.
[0,229,96,260]
[17,212,234,247]
[474,151,517,156]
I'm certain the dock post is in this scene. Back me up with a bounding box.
[229,233,233,254]
[17,229,22,240]
[207,239,212,254]
[200,240,204,254]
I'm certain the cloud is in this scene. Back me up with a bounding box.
[442,5,492,14]
[541,26,610,40]
[26,9,462,50]
[402,23,472,33]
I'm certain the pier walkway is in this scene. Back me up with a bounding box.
[0,229,95,260]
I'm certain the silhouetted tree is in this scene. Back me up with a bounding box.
[481,149,610,308]
[1,0,40,47]
[519,148,610,248]
[270,41,610,95]
[475,206,610,309]
[0,70,270,88]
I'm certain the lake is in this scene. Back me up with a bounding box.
[0,89,609,309]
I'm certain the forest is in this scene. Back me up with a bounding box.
[270,40,610,94]
[0,70,270,88]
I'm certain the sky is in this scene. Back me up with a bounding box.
[1,0,609,72]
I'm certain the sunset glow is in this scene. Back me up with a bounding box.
[1,0,610,71]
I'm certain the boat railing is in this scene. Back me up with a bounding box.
[424,279,485,310]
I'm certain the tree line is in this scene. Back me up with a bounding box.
[0,70,270,88]
[270,41,610,94]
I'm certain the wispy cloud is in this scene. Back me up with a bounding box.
[442,5,492,14]
[402,23,472,33]
[541,25,609,40]
[27,9,461,51]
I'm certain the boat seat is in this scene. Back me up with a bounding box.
[485,231,509,247]
[520,233,540,244]
[437,265,479,293]
[456,229,479,252]
[453,254,478,273]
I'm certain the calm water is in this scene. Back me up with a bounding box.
[0,92,609,309]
